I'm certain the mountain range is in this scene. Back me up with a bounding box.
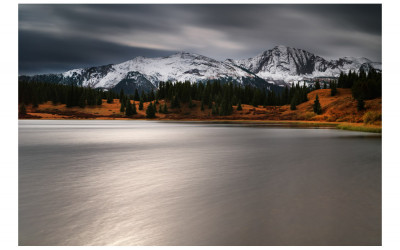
[19,45,381,94]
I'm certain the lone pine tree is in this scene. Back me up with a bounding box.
[313,94,322,114]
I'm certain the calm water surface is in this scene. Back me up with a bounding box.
[19,120,381,245]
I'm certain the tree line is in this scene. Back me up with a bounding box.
[19,79,314,117]
[18,81,107,108]
[156,80,312,115]
[337,68,382,111]
[337,68,382,99]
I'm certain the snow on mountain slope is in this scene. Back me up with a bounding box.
[232,45,381,82]
[62,52,258,90]
[21,46,381,93]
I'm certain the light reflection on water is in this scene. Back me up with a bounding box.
[19,120,381,245]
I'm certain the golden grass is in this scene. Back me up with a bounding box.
[337,123,382,133]
[20,88,382,133]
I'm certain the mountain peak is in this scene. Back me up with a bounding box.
[232,46,381,82]
[169,51,200,58]
[273,45,289,50]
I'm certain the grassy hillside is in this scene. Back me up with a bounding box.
[20,88,381,132]
[279,88,381,123]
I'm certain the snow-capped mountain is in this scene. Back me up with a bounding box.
[20,52,274,94]
[19,46,381,93]
[231,45,381,82]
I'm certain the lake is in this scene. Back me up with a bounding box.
[19,120,381,245]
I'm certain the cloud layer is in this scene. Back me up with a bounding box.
[19,4,381,75]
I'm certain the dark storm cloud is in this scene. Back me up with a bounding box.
[19,4,381,75]
[19,30,176,75]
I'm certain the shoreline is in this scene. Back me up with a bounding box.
[19,118,381,133]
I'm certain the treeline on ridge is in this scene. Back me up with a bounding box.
[18,80,312,116]
[338,68,382,100]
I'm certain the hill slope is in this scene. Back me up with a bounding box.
[21,88,381,126]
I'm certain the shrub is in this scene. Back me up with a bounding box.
[363,111,382,124]
[296,111,315,120]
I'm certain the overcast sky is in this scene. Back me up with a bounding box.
[19,4,381,75]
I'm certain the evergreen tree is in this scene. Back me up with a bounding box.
[251,92,258,107]
[352,71,381,100]
[208,94,213,109]
[32,94,39,108]
[146,102,156,118]
[290,97,297,110]
[330,81,337,96]
[132,101,137,114]
[149,90,155,101]
[119,89,125,103]
[163,103,168,114]
[107,91,113,103]
[237,100,242,111]
[212,104,218,115]
[159,104,163,113]
[357,98,365,111]
[323,82,327,89]
[120,99,125,113]
[283,86,289,104]
[52,91,59,105]
[220,97,232,116]
[201,101,205,111]
[313,94,322,114]
[359,67,367,79]
[139,98,144,110]
[315,79,321,90]
[125,100,133,116]
[97,95,102,106]
[79,93,86,108]
[171,95,180,109]
[134,89,140,101]
[86,90,95,106]
[189,97,195,108]
[19,103,26,115]
[338,71,344,88]
[141,90,147,102]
